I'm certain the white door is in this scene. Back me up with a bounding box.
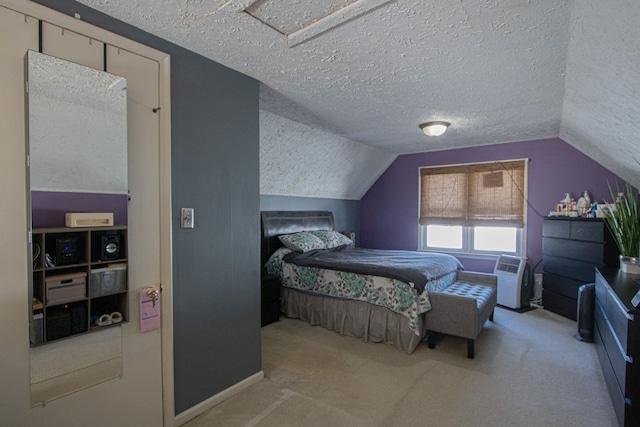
[0,2,172,425]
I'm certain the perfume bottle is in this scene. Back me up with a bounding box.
[563,193,572,216]
[576,195,590,216]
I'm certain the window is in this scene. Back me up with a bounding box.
[418,160,527,256]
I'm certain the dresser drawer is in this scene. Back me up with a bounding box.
[261,300,281,326]
[594,320,607,370]
[542,218,605,240]
[604,317,631,395]
[543,272,585,299]
[606,290,631,352]
[595,300,606,342]
[595,277,607,306]
[543,237,605,264]
[595,320,628,427]
[542,256,598,284]
[601,344,628,427]
[543,219,570,238]
[261,275,281,303]
[570,220,605,242]
[542,289,577,320]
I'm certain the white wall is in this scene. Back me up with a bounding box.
[561,0,640,189]
[260,109,396,200]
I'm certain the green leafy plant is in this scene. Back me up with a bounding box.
[604,181,640,258]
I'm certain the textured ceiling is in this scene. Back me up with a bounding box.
[75,0,640,189]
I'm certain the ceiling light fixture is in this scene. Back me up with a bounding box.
[419,121,450,137]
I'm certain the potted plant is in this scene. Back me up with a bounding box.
[603,181,640,274]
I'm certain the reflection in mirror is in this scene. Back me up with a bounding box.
[26,50,128,406]
[27,50,128,226]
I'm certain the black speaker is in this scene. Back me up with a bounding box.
[100,235,121,261]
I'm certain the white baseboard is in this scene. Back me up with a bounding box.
[174,371,264,426]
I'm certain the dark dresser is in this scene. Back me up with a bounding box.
[261,274,281,326]
[542,217,618,320]
[594,268,640,427]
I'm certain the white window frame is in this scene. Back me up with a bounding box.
[418,224,525,258]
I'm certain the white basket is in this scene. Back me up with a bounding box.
[90,264,127,297]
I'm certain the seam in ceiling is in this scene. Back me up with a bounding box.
[219,0,396,47]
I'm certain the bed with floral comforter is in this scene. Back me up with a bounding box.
[261,211,464,353]
[265,245,460,336]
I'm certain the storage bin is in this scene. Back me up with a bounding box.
[90,264,127,297]
[45,272,86,305]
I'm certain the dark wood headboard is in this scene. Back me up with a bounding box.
[260,211,335,269]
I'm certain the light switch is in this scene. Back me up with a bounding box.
[181,208,194,229]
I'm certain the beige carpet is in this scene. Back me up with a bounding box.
[185,307,617,427]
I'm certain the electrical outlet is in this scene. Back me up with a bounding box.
[534,273,543,286]
[181,208,194,229]
[533,273,543,300]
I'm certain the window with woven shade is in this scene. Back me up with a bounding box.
[418,159,527,256]
[420,160,526,227]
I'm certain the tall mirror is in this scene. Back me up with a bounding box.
[27,50,128,216]
[26,50,129,405]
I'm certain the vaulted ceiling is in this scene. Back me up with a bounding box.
[77,0,640,191]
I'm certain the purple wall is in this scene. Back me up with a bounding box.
[360,138,624,274]
[31,191,128,228]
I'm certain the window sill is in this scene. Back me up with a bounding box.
[417,249,522,261]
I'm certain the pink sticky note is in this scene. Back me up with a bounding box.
[140,287,160,332]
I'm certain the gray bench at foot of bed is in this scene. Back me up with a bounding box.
[424,271,497,359]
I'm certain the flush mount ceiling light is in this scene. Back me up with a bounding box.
[419,121,450,137]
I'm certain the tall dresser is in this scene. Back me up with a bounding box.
[542,217,618,320]
[594,268,640,427]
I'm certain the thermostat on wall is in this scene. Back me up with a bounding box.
[65,212,114,227]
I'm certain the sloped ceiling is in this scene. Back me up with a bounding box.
[561,1,640,189]
[76,0,640,197]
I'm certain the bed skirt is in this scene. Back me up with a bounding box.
[280,287,426,354]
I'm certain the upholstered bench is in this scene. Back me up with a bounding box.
[424,271,497,358]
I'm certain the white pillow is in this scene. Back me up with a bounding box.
[278,231,326,252]
[309,230,353,249]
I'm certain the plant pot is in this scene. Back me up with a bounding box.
[620,255,640,274]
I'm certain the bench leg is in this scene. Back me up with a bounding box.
[467,339,475,359]
[427,331,436,349]
[489,309,494,322]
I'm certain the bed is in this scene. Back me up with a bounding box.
[260,210,465,354]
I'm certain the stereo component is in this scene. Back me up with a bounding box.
[101,235,121,261]
[93,234,121,262]
[55,237,79,266]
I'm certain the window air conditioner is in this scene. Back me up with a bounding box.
[493,255,531,310]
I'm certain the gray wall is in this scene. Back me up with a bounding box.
[34,1,261,414]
